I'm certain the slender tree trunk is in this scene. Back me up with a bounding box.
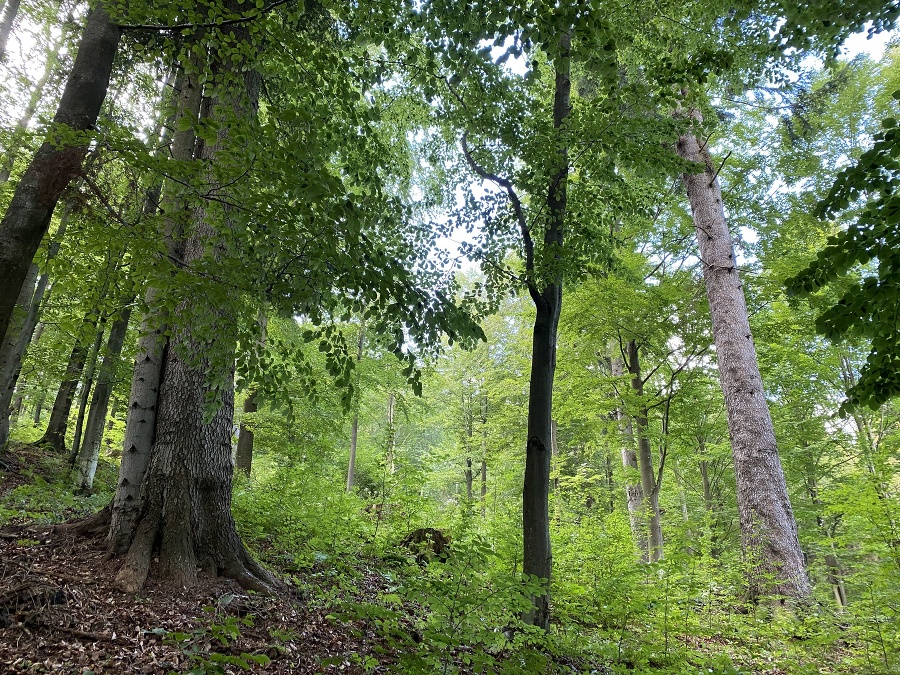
[346,319,365,492]
[550,419,559,491]
[522,29,570,630]
[108,64,202,554]
[806,474,847,608]
[75,306,132,492]
[32,392,44,425]
[0,3,120,341]
[115,23,272,592]
[480,393,487,517]
[614,352,646,556]
[235,390,257,475]
[626,340,664,562]
[70,323,106,462]
[39,330,93,452]
[0,0,20,61]
[385,392,396,474]
[677,118,810,599]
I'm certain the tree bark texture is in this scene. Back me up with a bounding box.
[677,123,810,599]
[522,28,570,630]
[235,390,257,475]
[115,30,270,592]
[75,306,132,492]
[0,3,120,342]
[108,63,203,554]
[626,340,664,562]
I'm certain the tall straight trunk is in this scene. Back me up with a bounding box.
[613,353,646,554]
[108,63,202,554]
[806,474,847,608]
[115,21,272,592]
[0,26,65,183]
[521,29,570,630]
[75,306,131,491]
[0,3,120,341]
[0,208,69,447]
[0,0,20,60]
[465,457,473,500]
[235,390,257,475]
[71,322,106,461]
[39,329,93,452]
[550,419,559,491]
[677,119,810,599]
[480,394,487,517]
[386,392,396,474]
[346,319,365,492]
[626,340,664,562]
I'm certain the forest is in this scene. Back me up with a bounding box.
[0,0,899,672]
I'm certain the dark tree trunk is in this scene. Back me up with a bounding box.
[346,318,364,491]
[521,29,570,630]
[613,352,646,554]
[235,390,257,476]
[39,334,92,452]
[75,306,132,492]
[32,392,44,425]
[480,394,487,517]
[0,3,120,341]
[70,324,106,462]
[0,0,20,61]
[677,118,810,599]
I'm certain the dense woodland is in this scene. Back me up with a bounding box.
[0,0,899,672]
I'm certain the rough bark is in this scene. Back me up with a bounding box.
[613,352,646,555]
[521,29,570,630]
[115,29,272,592]
[235,390,257,475]
[75,306,132,492]
[677,120,810,599]
[0,0,20,61]
[108,64,202,554]
[626,340,664,562]
[0,3,120,342]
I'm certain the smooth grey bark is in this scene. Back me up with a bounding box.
[346,319,365,491]
[116,27,272,592]
[235,390,257,475]
[0,209,69,447]
[613,352,646,555]
[626,340,664,563]
[677,120,810,599]
[75,306,132,492]
[521,29,570,630]
[70,323,106,462]
[0,3,120,342]
[108,64,202,554]
[0,0,20,61]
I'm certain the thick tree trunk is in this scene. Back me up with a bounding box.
[626,340,664,562]
[235,390,257,475]
[613,353,646,555]
[70,324,106,462]
[108,63,202,554]
[0,265,37,446]
[0,0,20,61]
[677,122,810,599]
[521,29,570,630]
[0,3,120,342]
[115,26,271,592]
[75,306,132,492]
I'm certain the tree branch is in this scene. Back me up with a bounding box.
[117,0,294,31]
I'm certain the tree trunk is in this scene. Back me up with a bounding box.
[0,208,69,447]
[235,390,257,475]
[677,119,810,599]
[75,306,132,492]
[480,394,487,517]
[32,391,44,425]
[626,340,664,562]
[613,352,646,556]
[550,419,559,491]
[115,23,272,592]
[522,29,570,630]
[0,3,120,341]
[39,338,89,452]
[108,63,203,554]
[346,319,365,492]
[386,392,396,474]
[70,323,106,462]
[0,0,20,61]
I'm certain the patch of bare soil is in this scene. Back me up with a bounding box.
[0,528,392,674]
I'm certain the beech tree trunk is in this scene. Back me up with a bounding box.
[235,391,257,475]
[677,120,810,599]
[346,320,365,491]
[0,3,120,342]
[108,63,202,554]
[75,306,132,492]
[115,26,272,592]
[480,394,487,517]
[613,353,646,555]
[70,324,106,461]
[626,340,664,562]
[522,29,570,630]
